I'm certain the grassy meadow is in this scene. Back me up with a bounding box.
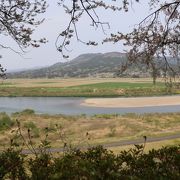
[0,110,179,151]
[0,78,180,97]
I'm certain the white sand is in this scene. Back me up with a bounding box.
[82,96,180,108]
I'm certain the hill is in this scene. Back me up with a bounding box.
[7,52,178,78]
[7,52,123,78]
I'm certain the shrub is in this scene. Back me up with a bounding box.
[108,125,116,137]
[0,144,179,179]
[0,148,27,179]
[24,121,39,138]
[29,153,54,180]
[24,121,36,129]
[21,109,35,115]
[0,113,14,131]
[93,114,118,119]
[13,109,35,116]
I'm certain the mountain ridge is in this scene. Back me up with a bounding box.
[7,52,178,78]
[7,52,129,78]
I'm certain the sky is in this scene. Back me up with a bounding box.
[0,1,149,72]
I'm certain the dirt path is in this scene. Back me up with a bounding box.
[21,133,180,154]
[82,96,180,108]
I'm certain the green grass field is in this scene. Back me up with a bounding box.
[0,78,179,97]
[71,82,164,89]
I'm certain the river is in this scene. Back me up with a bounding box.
[0,97,180,115]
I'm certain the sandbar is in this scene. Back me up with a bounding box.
[82,96,180,108]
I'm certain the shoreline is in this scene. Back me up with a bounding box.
[82,96,180,108]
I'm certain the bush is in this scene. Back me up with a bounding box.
[0,148,27,179]
[52,146,119,179]
[24,121,36,129]
[0,113,14,131]
[0,144,179,179]
[29,153,54,180]
[24,121,40,138]
[13,109,35,116]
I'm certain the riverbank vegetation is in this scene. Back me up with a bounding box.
[0,111,179,150]
[0,111,180,179]
[0,78,180,97]
[0,144,179,179]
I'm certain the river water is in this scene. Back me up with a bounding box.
[0,97,180,115]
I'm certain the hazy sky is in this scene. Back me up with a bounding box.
[0,1,149,71]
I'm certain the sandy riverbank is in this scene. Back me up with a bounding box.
[82,96,180,108]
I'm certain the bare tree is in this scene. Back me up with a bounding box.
[0,0,47,77]
[56,0,127,58]
[0,0,47,49]
[0,56,6,79]
[106,0,180,80]
[58,0,180,81]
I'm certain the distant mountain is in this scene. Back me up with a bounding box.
[7,52,179,78]
[8,65,49,73]
[7,52,126,78]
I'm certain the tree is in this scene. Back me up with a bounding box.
[0,0,47,76]
[58,0,180,81]
[0,55,5,78]
[0,0,47,49]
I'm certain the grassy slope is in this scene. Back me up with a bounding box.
[0,111,180,150]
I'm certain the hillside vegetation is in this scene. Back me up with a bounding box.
[7,52,160,78]
[7,52,180,79]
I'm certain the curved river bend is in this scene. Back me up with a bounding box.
[0,97,180,115]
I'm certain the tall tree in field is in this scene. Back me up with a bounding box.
[57,0,180,81]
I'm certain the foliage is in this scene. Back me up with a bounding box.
[28,122,38,130]
[24,121,39,138]
[0,143,179,179]
[0,148,27,179]
[13,109,35,116]
[0,112,14,131]
[0,64,6,79]
[20,109,35,115]
[108,125,116,137]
